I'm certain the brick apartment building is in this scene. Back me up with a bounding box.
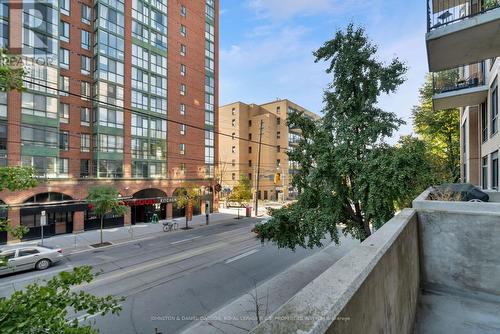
[0,0,218,244]
[219,99,319,202]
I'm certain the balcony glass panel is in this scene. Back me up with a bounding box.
[433,61,486,94]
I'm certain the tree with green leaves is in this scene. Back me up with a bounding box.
[87,186,129,245]
[228,175,252,206]
[0,266,123,334]
[412,74,460,183]
[256,24,434,249]
[0,166,38,239]
[174,183,201,230]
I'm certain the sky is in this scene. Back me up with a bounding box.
[219,0,429,140]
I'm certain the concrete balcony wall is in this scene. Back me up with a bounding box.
[251,209,420,334]
[252,189,500,333]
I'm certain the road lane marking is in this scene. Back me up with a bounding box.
[225,249,260,264]
[79,234,254,289]
[171,236,201,245]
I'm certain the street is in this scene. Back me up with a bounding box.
[0,217,355,334]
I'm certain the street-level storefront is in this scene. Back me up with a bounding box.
[20,192,86,241]
[84,209,125,231]
[127,189,172,225]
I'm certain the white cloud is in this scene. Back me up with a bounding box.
[247,0,336,19]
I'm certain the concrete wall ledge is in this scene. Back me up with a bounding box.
[251,209,418,334]
[413,188,500,214]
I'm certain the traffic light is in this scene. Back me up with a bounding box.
[274,173,281,185]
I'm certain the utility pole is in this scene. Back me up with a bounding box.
[254,119,264,217]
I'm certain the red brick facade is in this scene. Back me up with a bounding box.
[1,1,219,243]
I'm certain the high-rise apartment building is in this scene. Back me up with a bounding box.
[426,0,500,189]
[0,0,218,244]
[219,99,319,202]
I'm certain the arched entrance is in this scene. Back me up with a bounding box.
[130,189,168,224]
[20,192,76,240]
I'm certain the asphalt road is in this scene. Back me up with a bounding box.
[0,218,353,334]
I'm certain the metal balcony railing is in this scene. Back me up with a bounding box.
[427,0,500,31]
[433,61,486,94]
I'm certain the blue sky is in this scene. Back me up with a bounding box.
[219,0,429,139]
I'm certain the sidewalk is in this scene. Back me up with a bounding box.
[11,212,245,254]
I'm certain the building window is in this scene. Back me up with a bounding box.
[277,106,280,114]
[60,0,70,15]
[492,83,498,136]
[232,119,236,127]
[181,64,186,76]
[232,107,236,115]
[231,132,235,140]
[21,125,58,148]
[180,163,186,175]
[80,81,91,100]
[180,44,186,56]
[81,107,90,126]
[249,133,252,141]
[180,103,186,115]
[249,160,252,167]
[96,160,123,178]
[179,143,185,155]
[249,146,252,154]
[180,84,186,96]
[277,145,281,153]
[60,103,69,123]
[180,124,186,135]
[59,131,69,151]
[180,25,186,37]
[232,146,236,153]
[462,121,467,154]
[59,75,69,96]
[96,134,124,153]
[60,21,70,42]
[81,55,91,75]
[80,159,90,178]
[81,30,91,50]
[249,120,252,127]
[81,4,91,24]
[232,173,236,181]
[483,156,489,190]
[492,151,499,190]
[277,117,281,125]
[232,159,235,167]
[59,48,69,69]
[277,131,281,139]
[22,93,58,119]
[59,158,69,176]
[248,173,252,181]
[81,133,90,152]
[181,4,187,17]
[482,102,488,143]
[277,159,281,167]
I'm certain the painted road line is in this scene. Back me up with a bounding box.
[171,236,202,245]
[225,249,260,264]
[80,234,254,289]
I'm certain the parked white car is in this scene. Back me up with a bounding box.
[0,245,64,276]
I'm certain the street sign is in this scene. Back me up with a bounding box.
[40,211,46,246]
[40,211,47,226]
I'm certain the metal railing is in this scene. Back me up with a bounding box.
[427,0,500,31]
[433,61,486,94]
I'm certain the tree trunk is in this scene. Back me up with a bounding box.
[100,215,104,245]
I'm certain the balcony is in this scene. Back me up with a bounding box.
[252,189,500,334]
[432,62,488,109]
[426,0,500,72]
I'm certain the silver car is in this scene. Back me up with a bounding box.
[0,245,64,275]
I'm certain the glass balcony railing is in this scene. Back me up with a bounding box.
[427,0,500,31]
[433,61,486,95]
